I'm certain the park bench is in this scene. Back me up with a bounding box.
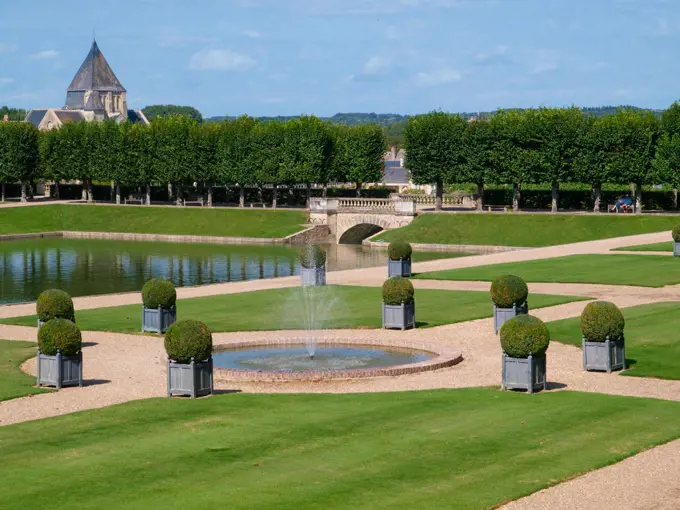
[124,192,145,205]
[248,202,267,208]
[182,193,205,207]
[486,205,508,212]
[608,198,633,213]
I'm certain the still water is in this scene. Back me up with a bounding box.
[0,238,465,304]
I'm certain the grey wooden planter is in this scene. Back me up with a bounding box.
[501,352,546,394]
[37,349,83,389]
[388,258,412,277]
[583,336,626,373]
[142,305,176,334]
[674,242,680,257]
[493,303,529,334]
[300,266,326,286]
[382,301,416,330]
[167,357,213,398]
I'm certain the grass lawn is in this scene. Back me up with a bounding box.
[375,213,676,247]
[2,389,680,509]
[548,302,680,380]
[0,340,49,402]
[0,286,584,333]
[0,204,307,238]
[615,242,672,252]
[415,254,680,287]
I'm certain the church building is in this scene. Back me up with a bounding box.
[25,40,149,130]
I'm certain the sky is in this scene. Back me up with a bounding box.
[0,0,677,118]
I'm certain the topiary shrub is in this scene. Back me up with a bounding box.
[388,240,413,261]
[164,319,213,363]
[673,224,680,242]
[500,315,550,358]
[490,275,528,308]
[36,289,75,323]
[299,244,327,269]
[382,277,415,305]
[142,278,177,309]
[580,301,625,342]
[38,318,82,356]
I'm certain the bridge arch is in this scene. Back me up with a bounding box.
[335,213,411,243]
[338,223,384,244]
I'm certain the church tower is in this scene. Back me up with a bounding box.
[65,40,127,118]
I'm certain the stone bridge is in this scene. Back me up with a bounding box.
[309,197,416,243]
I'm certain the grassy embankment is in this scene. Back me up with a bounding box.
[0,204,308,238]
[415,254,680,287]
[0,340,49,401]
[614,242,672,252]
[0,286,584,333]
[376,213,676,247]
[1,389,680,509]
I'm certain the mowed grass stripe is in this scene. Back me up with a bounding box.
[0,340,50,402]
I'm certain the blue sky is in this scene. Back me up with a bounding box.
[0,0,677,117]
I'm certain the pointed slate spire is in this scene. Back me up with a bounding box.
[67,40,126,92]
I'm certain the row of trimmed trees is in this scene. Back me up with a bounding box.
[405,104,680,213]
[0,115,386,206]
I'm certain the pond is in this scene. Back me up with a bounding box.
[0,237,468,304]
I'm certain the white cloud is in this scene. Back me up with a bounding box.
[30,50,59,60]
[188,49,256,71]
[414,68,462,86]
[362,56,392,76]
[243,29,261,38]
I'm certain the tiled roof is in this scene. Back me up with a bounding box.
[382,166,410,184]
[67,40,126,93]
[26,109,47,127]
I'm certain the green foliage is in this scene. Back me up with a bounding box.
[332,123,386,193]
[299,244,327,268]
[387,240,412,260]
[164,319,213,363]
[673,225,680,242]
[0,122,39,186]
[382,276,415,305]
[142,278,177,309]
[500,315,550,358]
[580,301,625,342]
[36,289,75,322]
[490,275,528,308]
[37,318,82,356]
[143,105,203,122]
[0,105,27,121]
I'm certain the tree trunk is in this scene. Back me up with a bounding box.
[435,177,443,211]
[257,185,263,203]
[175,184,183,206]
[115,184,121,205]
[551,181,558,213]
[54,181,60,199]
[592,183,602,212]
[288,186,294,207]
[634,182,642,214]
[355,182,362,198]
[146,183,151,205]
[239,185,245,208]
[110,181,116,202]
[476,183,484,211]
[167,183,173,203]
[674,187,678,210]
[81,182,87,201]
[1,182,5,202]
[86,179,93,202]
[272,186,277,209]
[512,183,520,212]
[207,184,213,207]
[305,182,311,209]
[322,183,327,198]
[20,181,27,203]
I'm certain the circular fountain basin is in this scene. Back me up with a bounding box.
[212,338,463,382]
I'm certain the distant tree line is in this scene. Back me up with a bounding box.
[405,104,680,213]
[0,106,27,121]
[0,115,386,206]
[142,105,203,123]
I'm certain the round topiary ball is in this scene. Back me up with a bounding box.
[36,289,75,323]
[299,245,327,269]
[500,315,550,358]
[164,319,213,363]
[673,224,680,242]
[388,240,413,261]
[490,275,528,308]
[580,301,625,342]
[382,276,415,305]
[38,318,82,356]
[142,278,177,309]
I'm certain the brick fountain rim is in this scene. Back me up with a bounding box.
[212,336,463,382]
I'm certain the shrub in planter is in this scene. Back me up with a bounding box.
[36,318,83,388]
[580,301,626,372]
[672,225,680,256]
[387,240,413,277]
[490,275,529,334]
[382,277,415,330]
[36,289,75,328]
[500,315,549,393]
[141,278,177,333]
[299,244,327,286]
[165,319,213,398]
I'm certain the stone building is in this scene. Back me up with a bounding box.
[25,40,149,130]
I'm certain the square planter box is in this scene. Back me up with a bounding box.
[583,336,626,373]
[300,266,326,286]
[382,301,416,330]
[37,349,83,389]
[167,357,213,398]
[388,258,412,277]
[501,352,546,394]
[493,303,529,334]
[142,305,176,334]
[674,242,680,257]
